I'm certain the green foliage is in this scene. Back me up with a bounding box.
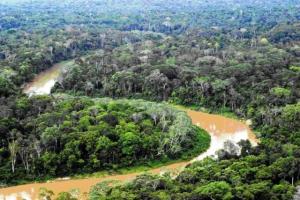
[39,188,54,200]
[194,181,233,200]
[165,57,176,65]
[0,96,209,184]
[1,0,300,199]
[289,65,300,72]
[282,103,300,122]
[270,87,291,98]
[260,38,269,45]
[56,192,77,200]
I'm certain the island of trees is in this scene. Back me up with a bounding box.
[0,95,209,184]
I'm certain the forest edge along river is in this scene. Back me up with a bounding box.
[0,61,258,200]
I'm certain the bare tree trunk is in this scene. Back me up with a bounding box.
[8,140,18,173]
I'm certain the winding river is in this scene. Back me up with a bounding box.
[0,61,258,200]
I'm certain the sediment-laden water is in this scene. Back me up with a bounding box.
[0,61,257,200]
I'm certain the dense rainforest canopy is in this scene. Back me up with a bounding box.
[0,95,209,184]
[0,0,300,199]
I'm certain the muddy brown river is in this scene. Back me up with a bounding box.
[23,60,74,96]
[1,61,258,200]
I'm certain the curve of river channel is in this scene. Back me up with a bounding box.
[0,61,258,200]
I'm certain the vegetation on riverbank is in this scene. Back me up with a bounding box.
[0,95,210,186]
[89,102,300,199]
[1,0,300,199]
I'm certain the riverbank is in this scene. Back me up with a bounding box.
[1,58,259,199]
[0,96,211,186]
[0,104,257,199]
[173,104,261,139]
[1,125,208,186]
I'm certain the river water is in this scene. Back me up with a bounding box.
[23,61,74,96]
[1,61,258,200]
